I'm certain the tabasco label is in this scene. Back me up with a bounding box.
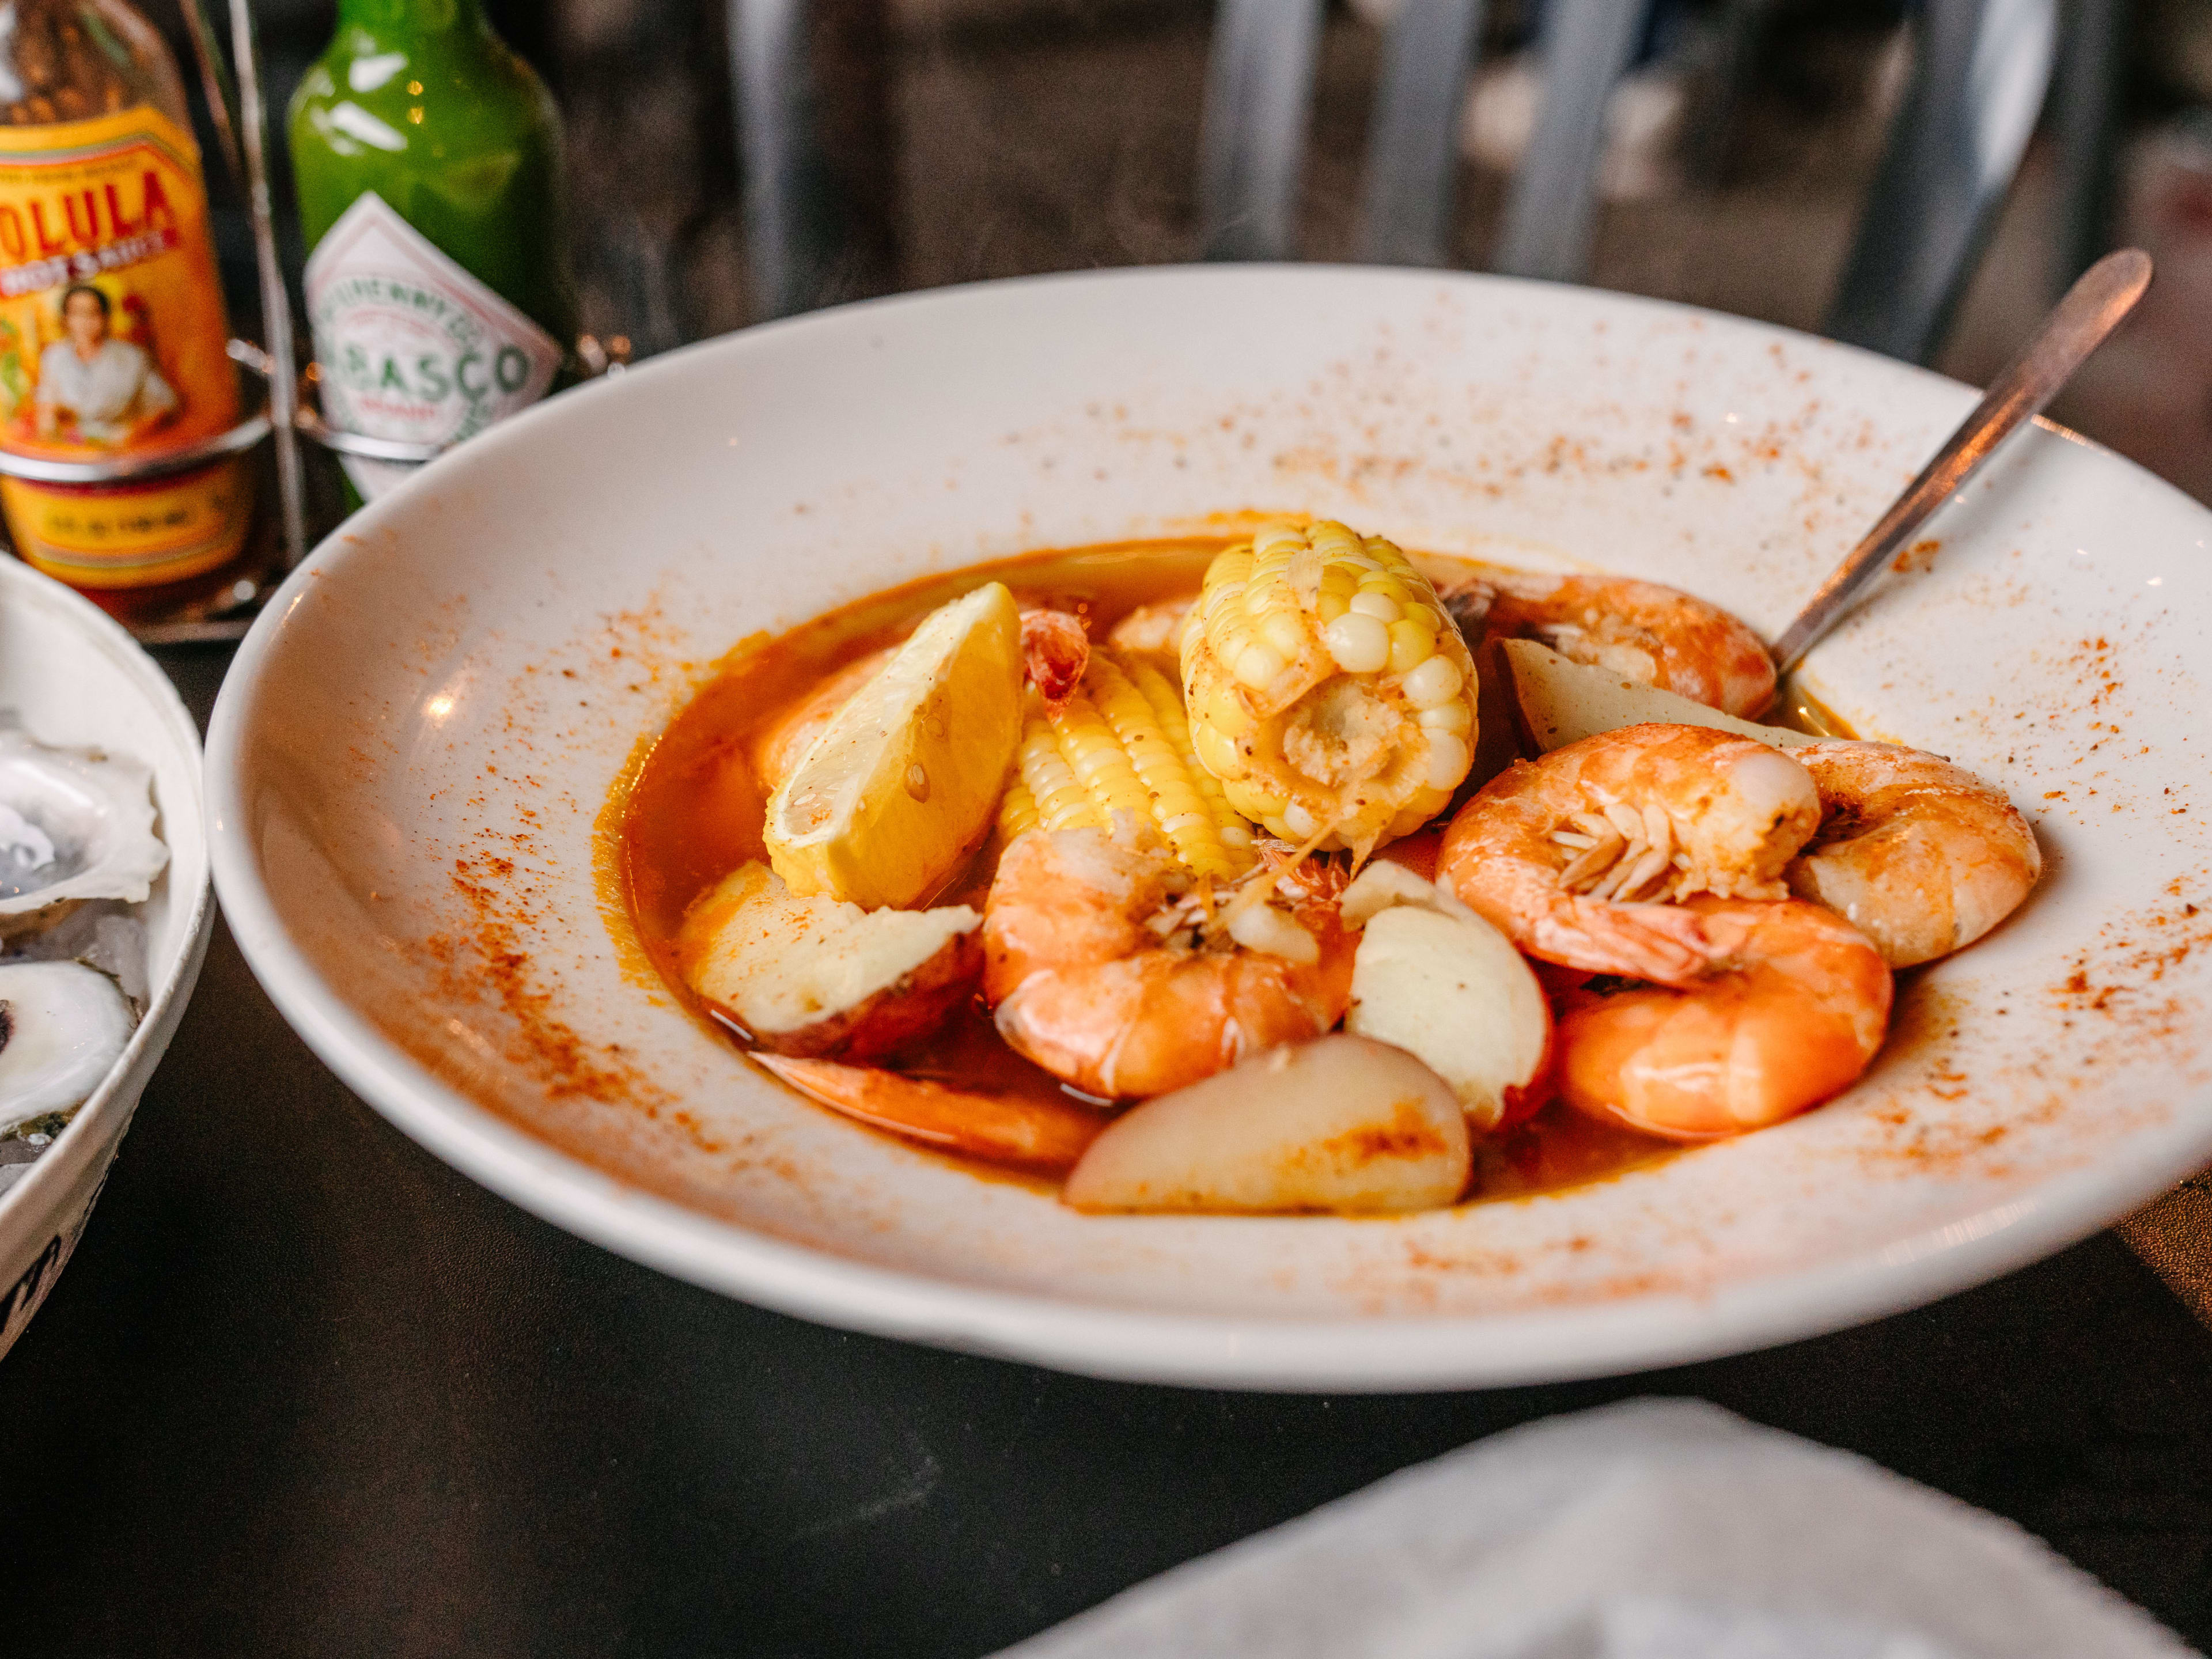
[0,105,251,590]
[305,191,562,501]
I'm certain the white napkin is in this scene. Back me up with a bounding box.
[995,1397,2196,1659]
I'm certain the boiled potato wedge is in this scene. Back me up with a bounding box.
[1340,863,1552,1132]
[676,862,980,1060]
[1062,1035,1469,1215]
[1503,638,1810,755]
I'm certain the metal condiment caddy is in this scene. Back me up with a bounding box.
[0,1,618,645]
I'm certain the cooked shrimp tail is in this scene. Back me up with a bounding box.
[1556,897,1893,1140]
[1020,607,1090,711]
[1786,741,2041,968]
[752,1054,1104,1172]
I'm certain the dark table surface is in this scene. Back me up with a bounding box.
[2,647,2210,1659]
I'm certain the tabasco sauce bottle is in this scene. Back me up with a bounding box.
[289,0,576,502]
[0,0,257,621]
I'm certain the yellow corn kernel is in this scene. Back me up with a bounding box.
[1193,719,1245,782]
[1199,680,1256,740]
[1416,694,1472,733]
[1259,610,1306,661]
[1323,611,1390,674]
[1234,639,1287,690]
[1209,568,1244,607]
[1349,590,1401,623]
[1226,781,1287,823]
[1387,619,1436,674]
[1404,655,1465,710]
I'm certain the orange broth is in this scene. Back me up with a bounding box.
[618,538,1675,1204]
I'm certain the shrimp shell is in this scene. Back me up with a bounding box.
[983,827,1355,1098]
[1451,571,1776,717]
[1556,897,1893,1141]
[752,1054,1103,1172]
[748,647,891,798]
[1104,599,1194,663]
[1020,607,1091,711]
[1787,741,2041,968]
[1438,723,1822,984]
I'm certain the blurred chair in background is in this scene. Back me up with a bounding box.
[1350,0,2091,365]
[1355,0,1490,268]
[1823,0,2059,361]
[729,0,899,319]
[1486,0,1652,283]
[1196,0,1326,260]
[724,0,2111,366]
[714,0,2123,366]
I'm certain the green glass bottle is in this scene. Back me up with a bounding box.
[287,0,577,501]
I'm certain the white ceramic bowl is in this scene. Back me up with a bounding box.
[207,267,2212,1391]
[0,559,212,1361]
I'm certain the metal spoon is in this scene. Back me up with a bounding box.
[1770,247,2154,678]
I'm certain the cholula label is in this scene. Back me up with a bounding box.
[304,191,562,500]
[0,106,249,589]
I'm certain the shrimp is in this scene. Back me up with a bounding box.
[750,646,892,797]
[1104,598,1193,662]
[1786,741,2041,968]
[1446,571,1776,717]
[983,825,1356,1098]
[1554,897,1893,1140]
[751,1054,1104,1172]
[1437,723,1821,982]
[1021,606,1090,711]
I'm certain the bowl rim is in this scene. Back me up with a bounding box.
[203,263,2212,1391]
[0,557,215,1227]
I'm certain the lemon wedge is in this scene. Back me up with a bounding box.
[764,582,1023,909]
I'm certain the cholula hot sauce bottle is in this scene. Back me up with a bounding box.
[288,0,577,504]
[0,0,257,623]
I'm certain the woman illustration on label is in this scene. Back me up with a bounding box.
[33,285,179,446]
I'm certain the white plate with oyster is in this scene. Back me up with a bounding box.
[0,558,211,1361]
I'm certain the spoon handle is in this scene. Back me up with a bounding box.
[1770,247,2153,678]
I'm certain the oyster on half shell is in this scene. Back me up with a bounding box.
[0,960,134,1135]
[0,725,168,938]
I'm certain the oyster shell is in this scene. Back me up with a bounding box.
[0,960,134,1135]
[0,725,168,938]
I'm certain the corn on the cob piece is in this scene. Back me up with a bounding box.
[995,647,1256,879]
[1180,520,1480,853]
[998,771,1040,842]
[1123,657,1255,865]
